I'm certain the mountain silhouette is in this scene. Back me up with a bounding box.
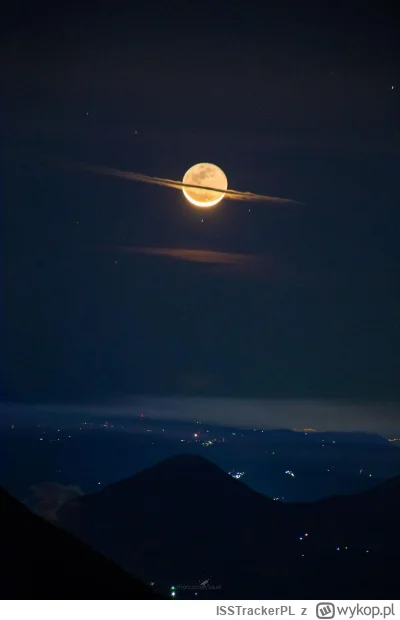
[58,454,290,593]
[1,487,159,599]
[58,454,400,598]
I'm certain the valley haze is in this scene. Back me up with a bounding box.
[1,397,399,435]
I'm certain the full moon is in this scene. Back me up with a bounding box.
[182,163,228,208]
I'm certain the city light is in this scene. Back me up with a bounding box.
[230,471,245,479]
[292,428,317,433]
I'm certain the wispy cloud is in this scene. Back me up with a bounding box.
[52,159,301,205]
[28,482,83,522]
[114,245,276,279]
[118,246,258,266]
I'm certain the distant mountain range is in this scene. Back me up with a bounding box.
[58,454,400,599]
[1,488,160,599]
[3,423,400,504]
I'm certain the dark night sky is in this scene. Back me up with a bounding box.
[2,2,399,409]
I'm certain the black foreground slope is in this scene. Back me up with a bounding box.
[58,454,400,599]
[0,488,159,599]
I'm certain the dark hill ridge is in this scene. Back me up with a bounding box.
[294,474,400,553]
[309,472,400,513]
[1,488,159,599]
[58,454,400,599]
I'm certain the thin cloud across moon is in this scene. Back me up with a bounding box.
[54,159,301,205]
[182,163,228,208]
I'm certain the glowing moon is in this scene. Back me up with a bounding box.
[182,163,228,208]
